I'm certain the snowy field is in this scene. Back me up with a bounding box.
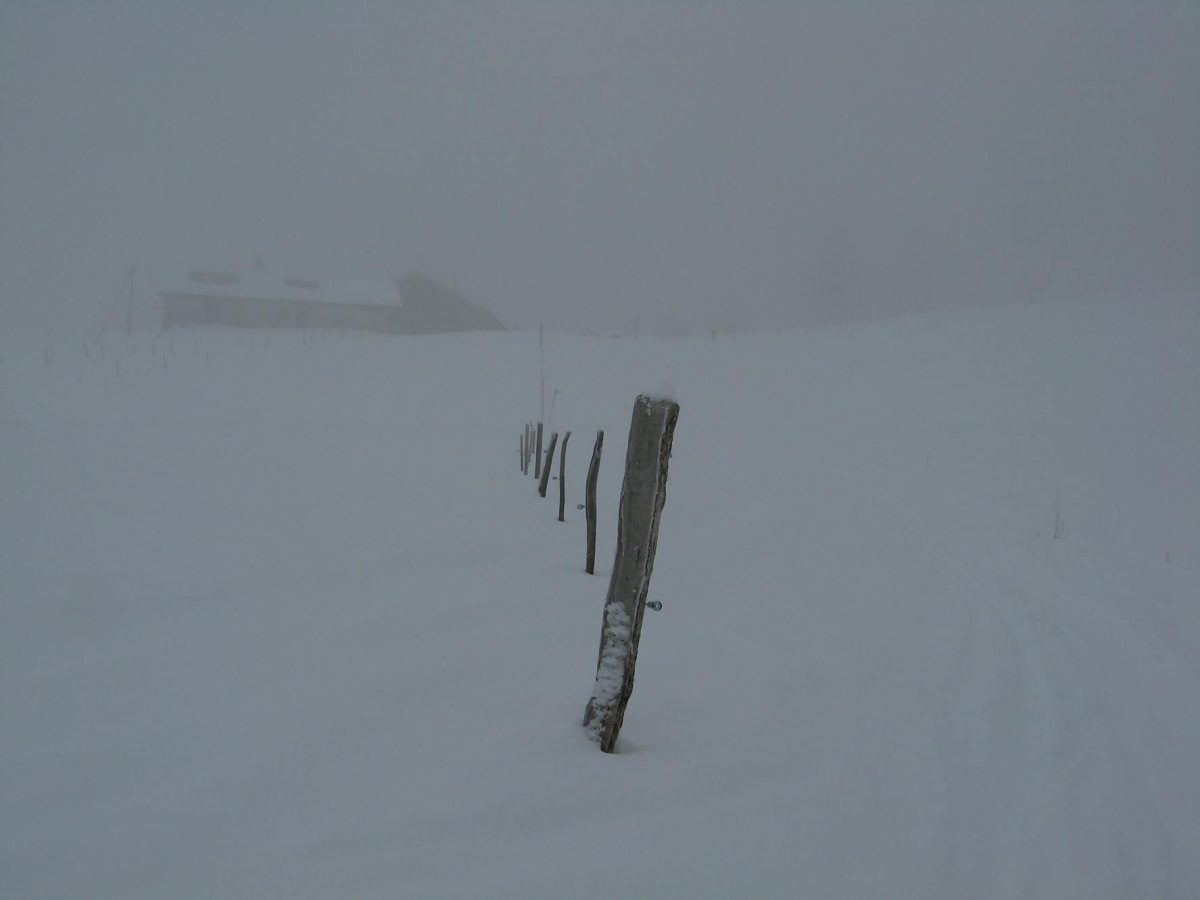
[3,298,1198,898]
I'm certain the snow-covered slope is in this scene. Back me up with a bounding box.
[3,298,1198,898]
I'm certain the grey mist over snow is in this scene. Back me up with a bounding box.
[2,2,1196,336]
[3,6,1200,897]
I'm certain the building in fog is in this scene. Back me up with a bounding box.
[160,270,505,335]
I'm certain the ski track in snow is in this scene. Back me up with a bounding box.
[887,491,1198,898]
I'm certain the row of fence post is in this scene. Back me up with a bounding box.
[518,395,679,753]
[521,420,605,575]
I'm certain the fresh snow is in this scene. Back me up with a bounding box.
[2,298,1198,898]
[584,601,633,745]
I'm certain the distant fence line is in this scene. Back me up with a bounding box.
[517,395,680,753]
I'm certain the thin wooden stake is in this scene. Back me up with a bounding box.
[535,422,544,479]
[558,431,572,522]
[583,396,679,752]
[538,432,558,498]
[526,422,534,475]
[585,430,604,574]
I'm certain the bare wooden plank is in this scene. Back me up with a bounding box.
[585,430,604,574]
[583,396,679,752]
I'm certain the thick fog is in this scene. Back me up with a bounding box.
[2,1,1196,335]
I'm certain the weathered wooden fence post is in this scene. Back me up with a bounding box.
[523,423,531,475]
[538,432,559,498]
[585,430,604,574]
[583,396,679,752]
[557,431,572,522]
[535,422,544,479]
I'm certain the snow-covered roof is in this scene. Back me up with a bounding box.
[161,270,401,308]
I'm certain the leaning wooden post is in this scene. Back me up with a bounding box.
[538,432,559,498]
[534,422,544,479]
[584,430,604,574]
[557,431,572,522]
[583,396,679,753]
[523,423,531,474]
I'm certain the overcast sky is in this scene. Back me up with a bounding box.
[2,1,1196,334]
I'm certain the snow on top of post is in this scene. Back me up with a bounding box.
[638,384,680,405]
